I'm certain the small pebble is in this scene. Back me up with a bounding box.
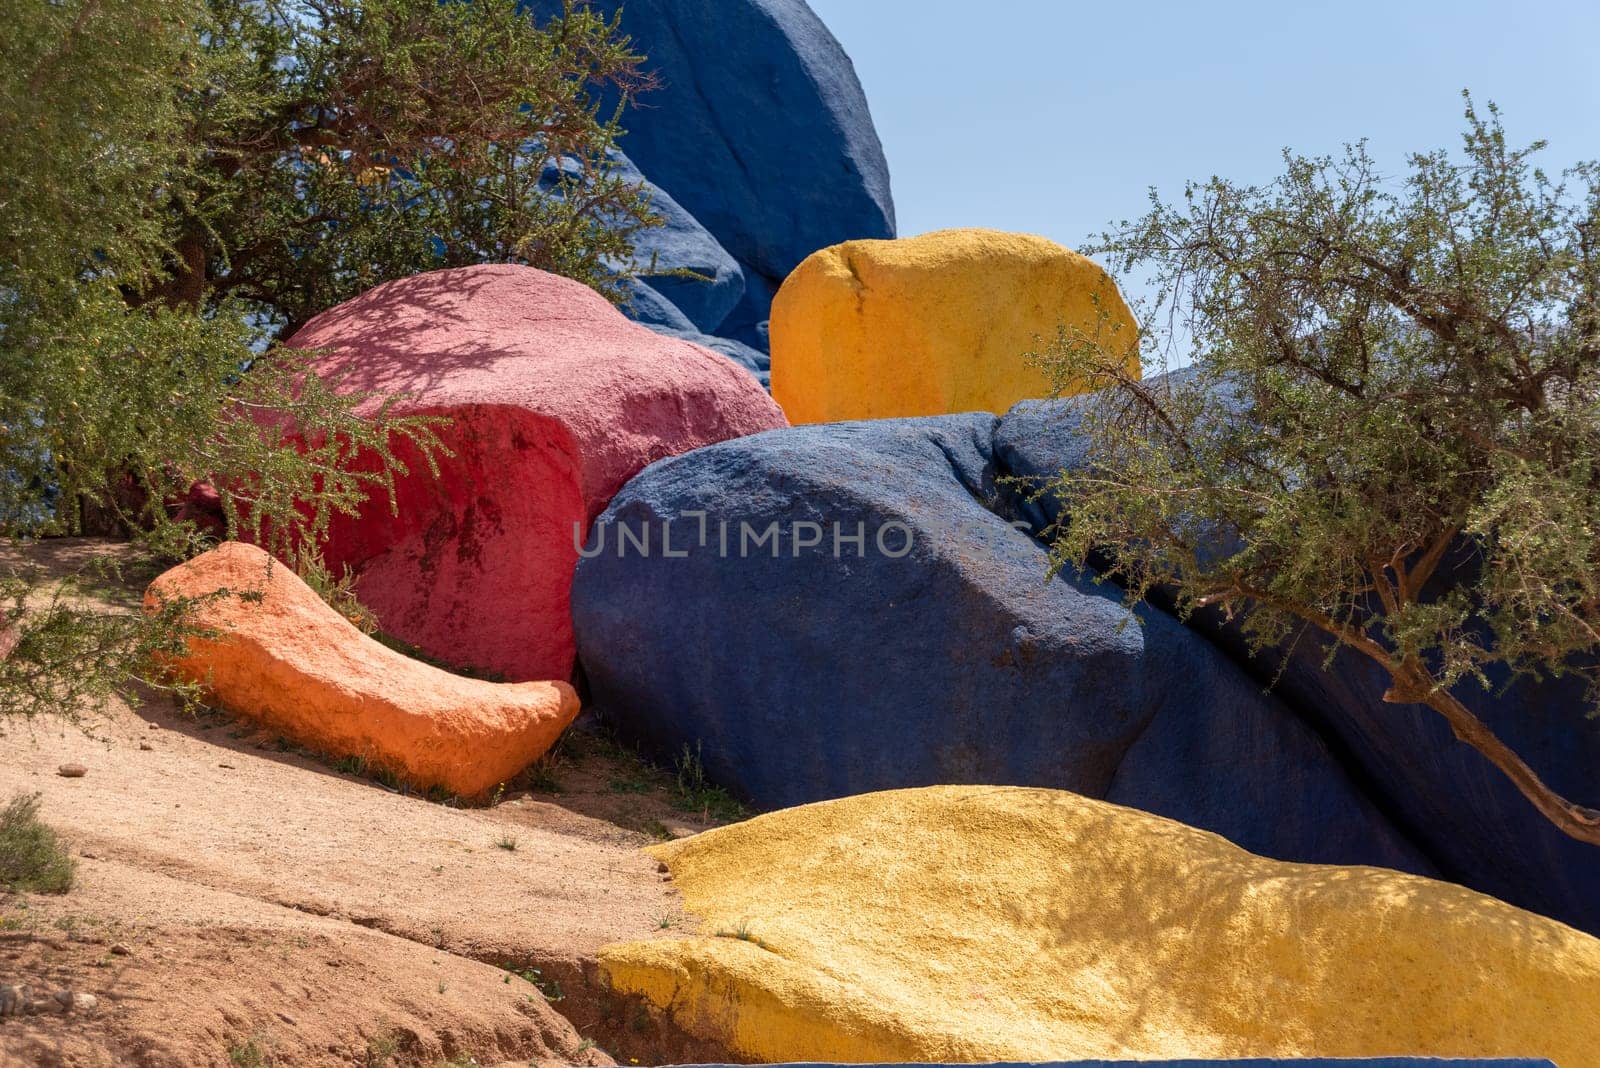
[52,990,97,1013]
[57,763,87,778]
[139,742,153,751]
[0,985,23,1017]
[109,943,130,956]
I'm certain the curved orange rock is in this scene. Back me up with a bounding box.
[145,542,578,797]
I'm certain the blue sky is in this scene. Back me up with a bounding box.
[808,0,1600,255]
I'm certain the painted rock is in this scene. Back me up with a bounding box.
[145,542,578,796]
[571,415,1424,872]
[594,150,746,336]
[995,373,1600,937]
[601,786,1600,1063]
[286,264,786,681]
[522,0,896,349]
[770,229,1138,423]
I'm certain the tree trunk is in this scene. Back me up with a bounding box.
[1382,672,1600,845]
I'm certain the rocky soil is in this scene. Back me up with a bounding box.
[0,540,741,1068]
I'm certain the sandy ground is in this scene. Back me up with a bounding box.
[0,541,742,1067]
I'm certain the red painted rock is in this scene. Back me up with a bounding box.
[146,542,579,796]
[287,264,787,681]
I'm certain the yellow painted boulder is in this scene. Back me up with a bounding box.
[600,785,1600,1064]
[769,228,1137,423]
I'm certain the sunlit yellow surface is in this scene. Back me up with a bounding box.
[600,785,1600,1064]
[769,228,1137,424]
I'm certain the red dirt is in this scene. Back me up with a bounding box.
[0,540,743,1068]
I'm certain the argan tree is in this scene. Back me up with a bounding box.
[0,0,659,716]
[1034,98,1600,844]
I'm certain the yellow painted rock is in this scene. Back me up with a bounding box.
[769,228,1137,423]
[600,786,1600,1063]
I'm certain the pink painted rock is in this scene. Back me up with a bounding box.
[146,542,579,797]
[287,264,788,681]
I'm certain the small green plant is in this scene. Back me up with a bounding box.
[494,834,518,852]
[506,964,563,1001]
[640,819,673,842]
[334,754,369,777]
[364,1030,401,1067]
[525,755,563,794]
[292,551,375,634]
[608,776,652,795]
[713,920,768,949]
[673,742,747,823]
[228,1035,270,1068]
[0,793,75,894]
[655,912,679,930]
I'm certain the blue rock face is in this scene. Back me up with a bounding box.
[994,376,1600,936]
[646,324,771,388]
[525,0,896,351]
[571,415,1429,874]
[607,153,745,334]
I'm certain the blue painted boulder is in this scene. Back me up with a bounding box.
[644,323,771,388]
[544,150,746,340]
[620,277,771,385]
[607,152,745,334]
[994,376,1600,935]
[571,415,1428,873]
[525,0,896,349]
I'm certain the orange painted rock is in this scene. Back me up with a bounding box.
[145,542,579,797]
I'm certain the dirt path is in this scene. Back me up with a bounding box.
[0,541,740,1067]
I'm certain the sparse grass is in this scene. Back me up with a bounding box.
[0,793,75,894]
[714,919,768,949]
[228,1034,270,1068]
[525,753,563,794]
[334,753,369,777]
[673,742,746,822]
[640,818,673,842]
[655,912,679,930]
[505,963,563,1001]
[493,834,518,852]
[364,1030,401,1067]
[607,776,652,794]
[369,630,505,682]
